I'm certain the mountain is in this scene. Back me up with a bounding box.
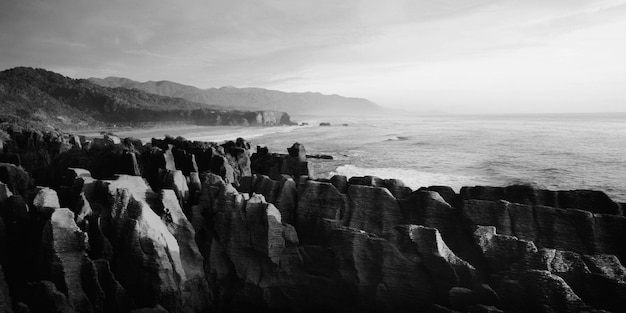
[88,77,382,116]
[0,67,291,129]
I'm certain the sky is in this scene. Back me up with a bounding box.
[1,0,626,113]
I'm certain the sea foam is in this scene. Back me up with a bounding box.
[330,164,493,192]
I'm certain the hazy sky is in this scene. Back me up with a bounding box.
[1,0,625,113]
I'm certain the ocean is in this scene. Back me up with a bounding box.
[123,113,626,202]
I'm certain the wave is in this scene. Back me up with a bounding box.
[329,164,493,192]
[385,135,412,142]
[184,126,298,143]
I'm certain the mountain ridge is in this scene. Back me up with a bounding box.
[88,76,382,115]
[0,67,292,129]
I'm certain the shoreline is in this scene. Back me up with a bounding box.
[79,124,302,143]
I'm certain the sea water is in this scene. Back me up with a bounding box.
[228,113,626,202]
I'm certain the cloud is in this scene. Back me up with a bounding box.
[1,0,626,113]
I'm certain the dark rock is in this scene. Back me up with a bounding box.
[462,199,626,264]
[287,142,306,162]
[0,163,32,197]
[497,270,588,313]
[345,184,402,238]
[92,259,133,313]
[23,281,75,313]
[296,180,347,245]
[461,185,622,215]
[449,287,477,311]
[473,225,537,272]
[329,175,348,194]
[0,264,11,313]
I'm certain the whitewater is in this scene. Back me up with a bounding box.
[122,113,626,202]
[247,113,626,202]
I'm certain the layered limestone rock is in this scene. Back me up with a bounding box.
[463,199,626,263]
[345,184,403,238]
[160,190,210,312]
[89,175,207,313]
[296,180,348,245]
[39,208,101,313]
[461,185,623,215]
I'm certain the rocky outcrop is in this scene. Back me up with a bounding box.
[251,143,314,181]
[39,208,101,313]
[462,199,626,264]
[461,185,623,215]
[1,128,625,313]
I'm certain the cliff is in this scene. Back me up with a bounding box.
[88,77,382,116]
[0,125,625,313]
[0,67,292,129]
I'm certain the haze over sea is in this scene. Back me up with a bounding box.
[127,113,626,202]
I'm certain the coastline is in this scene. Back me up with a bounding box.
[79,124,302,143]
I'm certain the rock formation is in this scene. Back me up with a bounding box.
[0,126,625,313]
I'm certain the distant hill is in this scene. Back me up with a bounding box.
[0,67,291,129]
[88,77,382,116]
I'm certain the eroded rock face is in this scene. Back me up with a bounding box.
[463,199,626,263]
[461,185,623,215]
[91,177,186,312]
[160,189,210,312]
[40,208,100,313]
